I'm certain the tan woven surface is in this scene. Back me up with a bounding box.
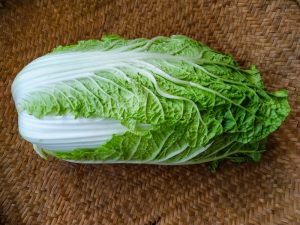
[0,0,300,224]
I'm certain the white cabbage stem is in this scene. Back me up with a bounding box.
[18,113,127,152]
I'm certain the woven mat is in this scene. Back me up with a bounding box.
[1,0,300,224]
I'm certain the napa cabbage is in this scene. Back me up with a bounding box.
[12,35,290,169]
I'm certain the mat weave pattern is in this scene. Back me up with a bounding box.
[1,0,300,224]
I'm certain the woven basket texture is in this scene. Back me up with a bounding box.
[0,0,300,224]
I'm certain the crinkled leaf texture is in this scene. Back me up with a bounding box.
[12,35,290,169]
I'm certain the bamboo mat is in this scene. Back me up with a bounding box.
[0,0,300,224]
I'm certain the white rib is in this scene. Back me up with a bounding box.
[176,142,213,162]
[18,113,127,151]
[153,143,189,162]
